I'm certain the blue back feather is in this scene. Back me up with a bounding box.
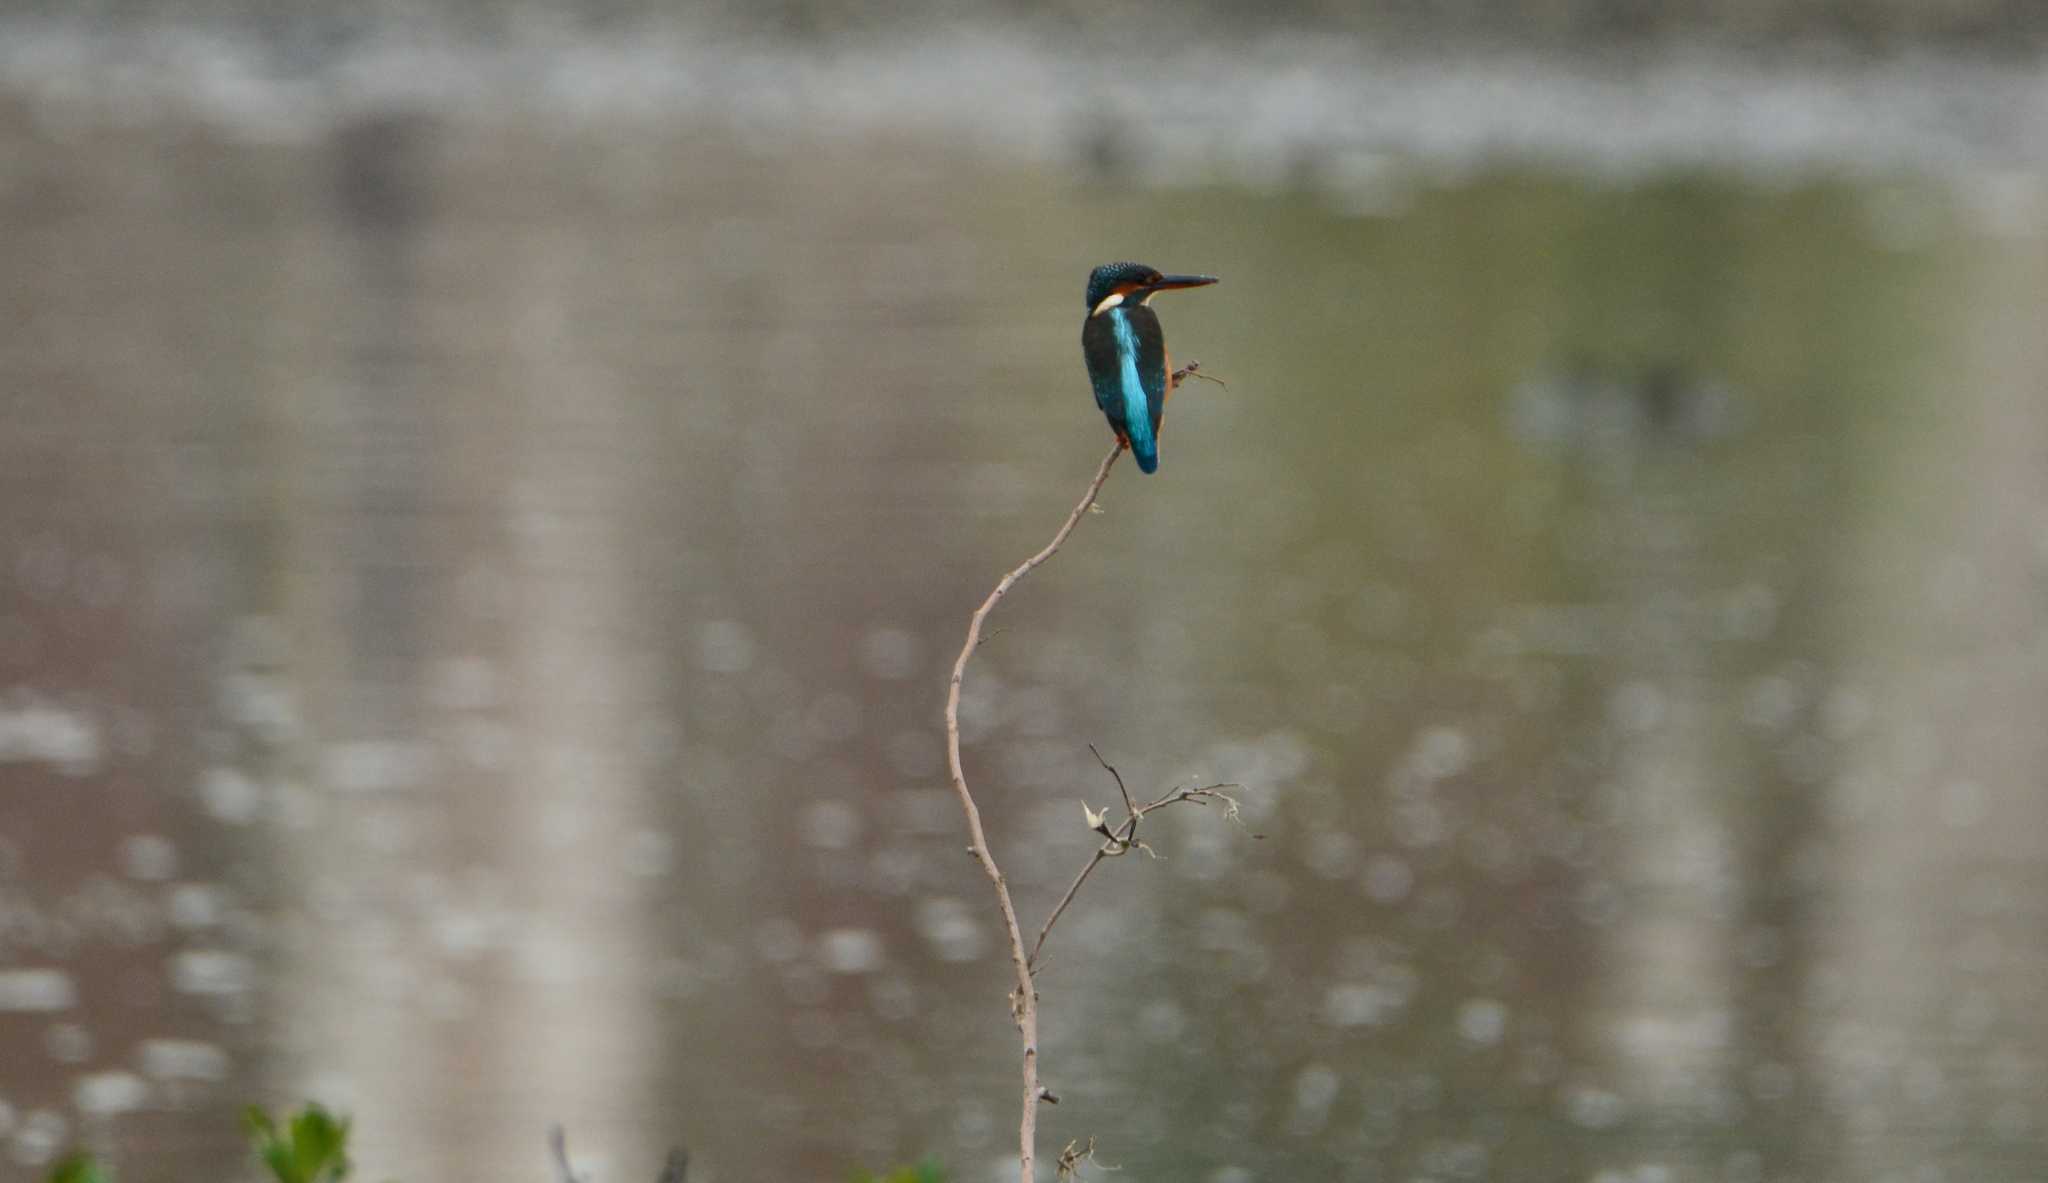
[1108,309,1158,473]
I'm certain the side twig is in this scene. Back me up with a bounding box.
[1030,750,1243,971]
[945,440,1123,1183]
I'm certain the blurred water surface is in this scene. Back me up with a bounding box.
[2,49,2048,1183]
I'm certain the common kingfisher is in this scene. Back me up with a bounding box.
[1081,261,1218,474]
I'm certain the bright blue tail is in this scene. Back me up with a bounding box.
[1130,436,1158,473]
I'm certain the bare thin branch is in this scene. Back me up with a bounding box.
[943,367,1226,1182]
[945,440,1123,1183]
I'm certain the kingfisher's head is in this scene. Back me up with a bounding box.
[1085,261,1218,316]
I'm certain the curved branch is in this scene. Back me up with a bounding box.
[943,441,1123,1183]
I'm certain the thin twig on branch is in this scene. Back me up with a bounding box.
[1057,1136,1115,1181]
[1030,750,1243,971]
[1091,743,1139,820]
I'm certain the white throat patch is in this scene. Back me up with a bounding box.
[1090,291,1125,316]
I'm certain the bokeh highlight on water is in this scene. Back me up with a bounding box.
[2,26,2047,1183]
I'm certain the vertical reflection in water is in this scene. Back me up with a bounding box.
[272,114,656,1176]
[269,109,445,1164]
[484,177,660,1167]
[1821,238,2048,1182]
[1573,449,1740,1171]
[1542,188,1839,1180]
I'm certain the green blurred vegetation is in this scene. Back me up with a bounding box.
[244,1105,353,1183]
[45,1153,113,1183]
[852,1162,946,1183]
[45,1102,947,1183]
[46,1105,352,1183]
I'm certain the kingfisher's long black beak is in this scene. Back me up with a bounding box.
[1148,274,1219,294]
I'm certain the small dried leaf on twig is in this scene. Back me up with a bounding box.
[1056,1136,1118,1180]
